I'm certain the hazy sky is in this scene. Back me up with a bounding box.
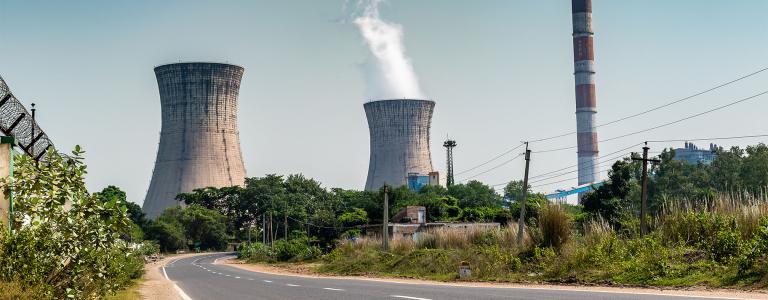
[1,0,767,206]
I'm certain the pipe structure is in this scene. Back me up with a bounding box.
[572,0,600,189]
[143,62,247,218]
[364,99,435,191]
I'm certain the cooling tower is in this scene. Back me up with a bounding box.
[364,99,435,191]
[572,0,600,188]
[143,62,247,218]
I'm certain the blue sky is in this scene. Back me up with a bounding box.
[1,0,767,205]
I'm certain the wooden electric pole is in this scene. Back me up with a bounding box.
[632,143,659,236]
[382,184,390,251]
[517,142,531,247]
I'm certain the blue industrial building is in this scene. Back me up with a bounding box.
[673,142,718,165]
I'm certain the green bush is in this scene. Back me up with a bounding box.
[0,148,143,299]
[239,235,322,263]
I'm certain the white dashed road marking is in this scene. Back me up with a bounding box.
[323,288,344,291]
[391,296,432,300]
[286,284,301,287]
[235,276,241,279]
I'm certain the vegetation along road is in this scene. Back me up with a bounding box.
[164,253,747,300]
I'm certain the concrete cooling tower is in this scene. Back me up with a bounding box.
[143,62,247,218]
[364,99,435,191]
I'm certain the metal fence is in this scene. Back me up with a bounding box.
[0,75,54,160]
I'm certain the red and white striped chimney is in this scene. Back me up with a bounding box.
[572,0,599,188]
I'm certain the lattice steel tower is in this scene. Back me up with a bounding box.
[443,139,456,187]
[143,62,247,218]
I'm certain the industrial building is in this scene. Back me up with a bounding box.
[674,142,718,165]
[143,62,247,218]
[364,99,435,191]
[572,0,601,189]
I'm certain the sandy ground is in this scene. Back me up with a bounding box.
[140,253,208,300]
[222,258,768,300]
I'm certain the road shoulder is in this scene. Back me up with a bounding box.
[220,258,768,300]
[140,253,209,300]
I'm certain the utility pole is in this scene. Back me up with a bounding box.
[247,221,252,245]
[284,212,288,240]
[262,213,266,244]
[516,142,531,247]
[632,143,659,237]
[382,184,389,251]
[269,212,273,246]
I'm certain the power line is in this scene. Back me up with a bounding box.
[647,134,768,143]
[454,142,525,176]
[528,142,644,179]
[287,216,361,230]
[527,151,634,184]
[458,152,524,183]
[533,90,768,154]
[529,66,768,143]
[531,168,610,189]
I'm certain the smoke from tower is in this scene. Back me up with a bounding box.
[572,0,600,189]
[354,0,424,99]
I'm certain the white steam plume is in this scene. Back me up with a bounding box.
[353,0,425,100]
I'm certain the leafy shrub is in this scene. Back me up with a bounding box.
[239,235,321,263]
[0,148,142,299]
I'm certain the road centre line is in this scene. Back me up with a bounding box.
[323,288,344,291]
[391,296,432,300]
[286,284,301,287]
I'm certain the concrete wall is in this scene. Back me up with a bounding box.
[364,99,435,191]
[0,138,11,229]
[143,63,247,218]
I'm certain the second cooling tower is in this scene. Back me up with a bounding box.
[364,99,435,191]
[143,62,247,218]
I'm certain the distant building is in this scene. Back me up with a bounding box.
[364,206,500,240]
[428,171,440,186]
[674,142,717,165]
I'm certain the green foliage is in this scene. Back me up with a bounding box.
[338,208,368,225]
[448,180,502,208]
[147,205,228,251]
[238,234,321,263]
[0,147,143,299]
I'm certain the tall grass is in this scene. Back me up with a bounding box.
[657,191,768,244]
[538,203,571,249]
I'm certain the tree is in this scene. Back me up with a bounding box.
[95,185,147,231]
[181,205,229,251]
[146,206,186,252]
[448,180,502,208]
[582,159,639,226]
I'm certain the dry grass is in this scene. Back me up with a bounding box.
[342,222,531,253]
[538,203,572,249]
[657,191,768,241]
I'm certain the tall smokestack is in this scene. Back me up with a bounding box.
[572,0,599,188]
[364,99,434,191]
[143,62,247,218]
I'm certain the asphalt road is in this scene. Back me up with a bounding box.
[163,253,740,300]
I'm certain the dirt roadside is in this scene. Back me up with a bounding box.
[221,258,768,299]
[139,253,211,300]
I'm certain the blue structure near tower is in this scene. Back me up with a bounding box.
[407,173,430,191]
